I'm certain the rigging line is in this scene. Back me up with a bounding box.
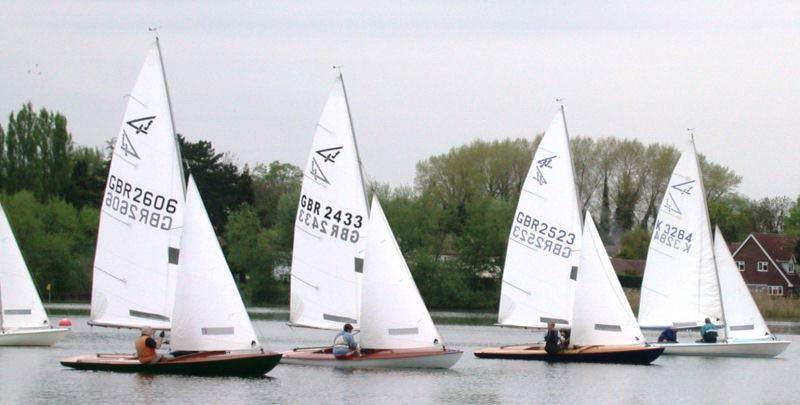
[291,274,318,290]
[94,266,127,284]
[124,94,148,108]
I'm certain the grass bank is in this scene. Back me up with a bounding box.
[623,288,800,321]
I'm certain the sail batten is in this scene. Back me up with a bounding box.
[289,76,369,331]
[89,42,185,330]
[497,111,582,328]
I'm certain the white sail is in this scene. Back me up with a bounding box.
[571,213,644,346]
[90,40,185,329]
[289,75,369,330]
[170,176,258,351]
[359,197,442,349]
[0,203,50,330]
[497,109,582,328]
[714,227,772,341]
[639,139,721,329]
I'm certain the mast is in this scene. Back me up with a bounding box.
[337,70,371,215]
[558,100,583,228]
[690,132,728,338]
[0,281,4,333]
[155,37,187,194]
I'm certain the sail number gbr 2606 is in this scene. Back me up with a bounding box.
[297,194,362,243]
[104,175,179,230]
[511,211,576,258]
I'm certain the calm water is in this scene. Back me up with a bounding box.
[1,315,798,404]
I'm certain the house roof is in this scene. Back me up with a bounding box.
[610,258,645,276]
[751,233,798,262]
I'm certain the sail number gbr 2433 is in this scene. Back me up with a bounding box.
[511,211,576,258]
[297,194,362,243]
[104,175,178,230]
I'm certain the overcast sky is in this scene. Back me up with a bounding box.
[1,1,798,199]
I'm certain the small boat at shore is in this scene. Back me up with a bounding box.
[282,198,462,369]
[0,202,68,346]
[475,212,663,364]
[639,139,790,357]
[62,176,282,375]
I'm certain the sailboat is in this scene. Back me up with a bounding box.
[639,139,790,357]
[87,39,185,331]
[287,73,369,332]
[475,212,664,364]
[281,197,463,368]
[0,203,69,346]
[474,108,662,364]
[62,177,282,375]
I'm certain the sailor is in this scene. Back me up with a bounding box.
[544,322,561,354]
[699,318,718,343]
[559,328,571,349]
[658,327,678,343]
[135,326,165,364]
[333,323,360,359]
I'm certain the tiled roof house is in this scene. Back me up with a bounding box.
[731,233,799,296]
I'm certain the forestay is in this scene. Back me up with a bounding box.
[289,75,369,330]
[170,176,258,351]
[571,213,644,346]
[497,109,582,328]
[90,40,185,330]
[714,227,772,341]
[0,203,50,330]
[639,139,721,329]
[359,198,442,349]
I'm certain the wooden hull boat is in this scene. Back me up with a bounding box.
[0,328,69,346]
[474,344,664,365]
[281,347,462,369]
[60,351,282,376]
[653,340,790,358]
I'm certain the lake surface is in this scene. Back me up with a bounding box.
[1,315,798,404]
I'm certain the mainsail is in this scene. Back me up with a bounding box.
[289,74,370,330]
[497,109,582,328]
[89,40,185,329]
[0,203,50,330]
[170,176,258,351]
[639,139,721,329]
[714,227,772,341]
[359,197,442,349]
[571,213,644,346]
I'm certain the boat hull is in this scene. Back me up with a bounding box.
[281,347,462,369]
[653,340,791,358]
[474,344,664,365]
[60,351,282,376]
[0,328,69,346]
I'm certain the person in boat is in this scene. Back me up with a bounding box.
[699,318,718,343]
[559,328,571,349]
[544,322,561,354]
[135,326,166,364]
[658,327,678,343]
[333,323,360,359]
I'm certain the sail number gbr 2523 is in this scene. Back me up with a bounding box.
[297,194,362,243]
[104,175,178,230]
[511,211,576,258]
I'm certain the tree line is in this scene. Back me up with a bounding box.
[2,103,799,307]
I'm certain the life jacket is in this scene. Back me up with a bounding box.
[135,335,156,364]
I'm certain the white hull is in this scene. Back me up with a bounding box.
[0,328,69,346]
[281,350,462,369]
[653,340,790,358]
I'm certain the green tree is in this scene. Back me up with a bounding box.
[784,195,800,237]
[617,227,652,259]
[251,161,302,228]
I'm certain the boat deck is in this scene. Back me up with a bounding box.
[474,344,664,365]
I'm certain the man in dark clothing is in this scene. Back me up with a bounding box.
[658,328,678,343]
[544,322,561,354]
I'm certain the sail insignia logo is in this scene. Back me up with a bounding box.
[126,116,156,135]
[663,192,682,215]
[316,146,343,163]
[671,180,695,196]
[120,130,140,160]
[533,155,557,185]
[309,158,330,185]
